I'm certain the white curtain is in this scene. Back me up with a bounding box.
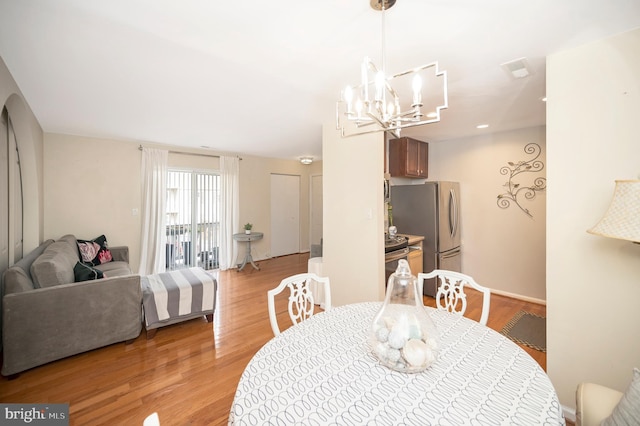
[139,148,168,275]
[219,156,239,270]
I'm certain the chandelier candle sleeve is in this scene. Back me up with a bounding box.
[412,75,422,106]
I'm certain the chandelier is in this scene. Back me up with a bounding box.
[336,0,448,139]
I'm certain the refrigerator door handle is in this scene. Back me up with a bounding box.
[441,247,461,259]
[449,189,458,239]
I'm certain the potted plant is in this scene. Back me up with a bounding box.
[243,223,253,234]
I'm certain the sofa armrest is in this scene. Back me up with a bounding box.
[109,246,129,263]
[2,274,142,376]
[576,382,624,426]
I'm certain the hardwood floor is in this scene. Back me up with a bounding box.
[0,253,548,425]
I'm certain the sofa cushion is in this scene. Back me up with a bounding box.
[2,239,55,294]
[58,234,79,250]
[94,261,131,277]
[73,262,105,282]
[3,267,33,294]
[30,241,80,288]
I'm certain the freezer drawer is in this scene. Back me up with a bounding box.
[422,247,461,297]
[439,247,461,272]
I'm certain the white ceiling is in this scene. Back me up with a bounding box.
[1,0,639,161]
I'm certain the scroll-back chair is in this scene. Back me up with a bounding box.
[267,272,332,336]
[418,269,491,326]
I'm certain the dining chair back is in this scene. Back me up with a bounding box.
[267,272,331,336]
[418,269,491,325]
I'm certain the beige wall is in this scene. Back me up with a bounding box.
[547,27,640,415]
[238,155,319,260]
[322,123,386,306]
[0,56,44,252]
[44,134,143,267]
[428,126,547,301]
[43,133,319,272]
[321,123,546,306]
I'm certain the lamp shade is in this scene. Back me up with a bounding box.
[587,180,640,243]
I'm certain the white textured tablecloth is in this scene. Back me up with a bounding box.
[229,302,564,425]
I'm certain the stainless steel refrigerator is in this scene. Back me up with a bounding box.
[390,181,461,296]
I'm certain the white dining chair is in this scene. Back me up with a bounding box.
[267,272,332,336]
[418,269,491,326]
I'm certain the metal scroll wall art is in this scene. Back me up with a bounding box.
[497,143,546,218]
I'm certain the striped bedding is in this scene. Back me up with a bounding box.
[140,267,216,328]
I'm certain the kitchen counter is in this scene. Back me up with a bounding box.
[398,234,425,246]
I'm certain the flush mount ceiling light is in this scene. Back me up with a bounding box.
[300,157,313,165]
[336,0,448,139]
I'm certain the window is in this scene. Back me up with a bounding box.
[166,169,220,270]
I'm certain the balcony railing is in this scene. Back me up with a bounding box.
[165,222,220,270]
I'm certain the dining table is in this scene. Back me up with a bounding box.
[229,302,564,425]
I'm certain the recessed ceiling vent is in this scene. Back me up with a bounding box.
[501,57,533,79]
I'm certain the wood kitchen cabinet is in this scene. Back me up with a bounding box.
[408,249,423,275]
[389,137,428,178]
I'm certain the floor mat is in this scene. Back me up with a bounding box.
[500,310,546,352]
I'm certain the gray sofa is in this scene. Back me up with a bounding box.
[1,234,142,376]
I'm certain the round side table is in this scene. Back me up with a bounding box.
[233,232,263,272]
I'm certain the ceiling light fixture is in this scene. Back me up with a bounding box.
[300,157,313,165]
[501,57,533,80]
[336,0,448,139]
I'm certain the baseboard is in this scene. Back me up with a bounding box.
[490,288,546,306]
[563,404,576,423]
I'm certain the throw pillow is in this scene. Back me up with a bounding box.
[73,261,105,282]
[602,368,640,426]
[77,235,113,266]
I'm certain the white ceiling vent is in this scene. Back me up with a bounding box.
[501,57,533,79]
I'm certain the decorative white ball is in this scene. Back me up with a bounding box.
[375,327,390,343]
[387,328,406,350]
[374,342,387,359]
[408,324,422,340]
[386,348,401,363]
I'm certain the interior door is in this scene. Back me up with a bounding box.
[270,174,300,257]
